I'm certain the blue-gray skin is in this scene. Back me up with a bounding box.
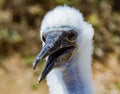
[32,30,78,83]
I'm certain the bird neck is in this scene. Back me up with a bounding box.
[46,41,95,94]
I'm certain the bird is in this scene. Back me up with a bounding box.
[33,5,95,94]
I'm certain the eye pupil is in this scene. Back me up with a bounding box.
[68,32,75,39]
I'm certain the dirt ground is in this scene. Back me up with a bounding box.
[0,53,119,94]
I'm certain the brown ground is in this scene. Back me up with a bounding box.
[0,53,119,94]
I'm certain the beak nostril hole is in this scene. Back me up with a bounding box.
[42,36,46,42]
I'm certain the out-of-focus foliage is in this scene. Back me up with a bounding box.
[0,0,120,94]
[0,0,120,62]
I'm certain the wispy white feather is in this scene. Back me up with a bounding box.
[40,5,95,94]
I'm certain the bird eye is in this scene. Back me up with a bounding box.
[42,36,46,42]
[67,30,77,42]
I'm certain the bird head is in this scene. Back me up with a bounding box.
[33,5,94,83]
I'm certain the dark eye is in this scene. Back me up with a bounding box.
[42,36,46,42]
[67,30,77,41]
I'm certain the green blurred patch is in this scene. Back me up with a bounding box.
[31,79,46,90]
[31,83,40,90]
[23,55,36,66]
[115,82,120,89]
[33,59,45,76]
[52,0,76,5]
[0,28,23,43]
[33,70,40,76]
[88,13,100,26]
[23,55,45,67]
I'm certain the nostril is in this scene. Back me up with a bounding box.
[42,36,46,42]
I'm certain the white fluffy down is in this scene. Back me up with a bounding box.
[40,5,95,94]
[40,5,94,42]
[46,69,68,94]
[40,5,83,32]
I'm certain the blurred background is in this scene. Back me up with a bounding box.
[0,0,119,94]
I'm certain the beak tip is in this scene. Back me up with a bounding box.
[32,62,36,69]
[32,57,40,69]
[37,74,44,83]
[37,79,42,84]
[36,81,40,84]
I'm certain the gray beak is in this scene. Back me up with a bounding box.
[32,31,76,83]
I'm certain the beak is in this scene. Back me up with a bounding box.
[32,31,75,83]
